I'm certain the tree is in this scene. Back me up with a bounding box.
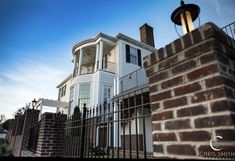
[2,119,11,130]
[0,115,6,124]
[13,107,25,117]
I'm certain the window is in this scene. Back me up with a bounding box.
[103,86,111,105]
[126,44,142,67]
[69,86,74,101]
[78,84,90,108]
[69,100,74,116]
[59,85,66,98]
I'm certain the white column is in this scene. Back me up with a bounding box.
[113,77,116,96]
[73,54,77,68]
[78,48,83,75]
[113,101,121,148]
[73,54,77,77]
[98,41,103,70]
[116,77,120,95]
[94,43,99,71]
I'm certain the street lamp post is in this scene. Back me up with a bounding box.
[32,98,37,109]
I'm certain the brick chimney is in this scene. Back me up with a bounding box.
[139,23,155,48]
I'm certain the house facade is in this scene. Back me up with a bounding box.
[67,24,156,116]
[61,24,157,157]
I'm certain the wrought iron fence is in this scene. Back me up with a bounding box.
[62,87,153,159]
[27,125,39,153]
[221,21,235,47]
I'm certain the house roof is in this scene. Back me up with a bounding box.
[56,74,72,88]
[115,33,157,52]
[72,32,117,54]
[72,32,157,54]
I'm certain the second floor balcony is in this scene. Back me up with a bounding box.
[72,38,116,77]
[73,60,116,76]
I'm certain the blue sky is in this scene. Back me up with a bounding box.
[0,0,235,119]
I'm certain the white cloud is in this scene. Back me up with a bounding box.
[0,56,68,119]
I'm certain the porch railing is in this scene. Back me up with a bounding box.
[80,63,95,75]
[73,63,95,76]
[119,67,148,93]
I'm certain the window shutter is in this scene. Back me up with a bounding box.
[126,44,130,63]
[137,49,142,67]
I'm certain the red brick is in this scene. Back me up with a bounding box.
[174,82,201,96]
[224,45,235,59]
[154,132,177,141]
[185,39,223,59]
[150,52,157,65]
[165,43,174,57]
[153,144,163,153]
[179,131,211,141]
[191,28,202,44]
[203,25,229,45]
[177,105,207,117]
[150,103,160,112]
[149,84,159,94]
[217,53,230,65]
[171,60,196,75]
[146,66,154,77]
[149,70,169,84]
[223,77,235,89]
[152,123,161,131]
[204,76,223,88]
[163,97,187,109]
[150,90,172,102]
[191,87,226,103]
[158,48,165,60]
[210,100,235,112]
[199,52,217,65]
[215,129,235,141]
[194,114,234,128]
[182,32,192,49]
[158,55,178,70]
[165,119,191,130]
[174,38,183,53]
[161,76,184,89]
[152,111,174,121]
[187,64,218,81]
[167,144,196,156]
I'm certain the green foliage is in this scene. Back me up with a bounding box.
[89,146,106,155]
[0,139,12,157]
[2,119,11,130]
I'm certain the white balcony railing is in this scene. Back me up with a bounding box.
[119,67,148,93]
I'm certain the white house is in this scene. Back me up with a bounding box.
[68,24,156,115]
[63,23,157,153]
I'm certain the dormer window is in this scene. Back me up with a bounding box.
[126,44,142,67]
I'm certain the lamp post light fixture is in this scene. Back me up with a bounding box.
[171,0,200,35]
[32,98,37,109]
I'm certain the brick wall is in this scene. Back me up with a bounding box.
[21,109,40,152]
[121,134,143,151]
[7,109,40,156]
[36,112,66,157]
[144,22,235,159]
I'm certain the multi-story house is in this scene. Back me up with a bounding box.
[62,23,157,157]
[68,23,156,115]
